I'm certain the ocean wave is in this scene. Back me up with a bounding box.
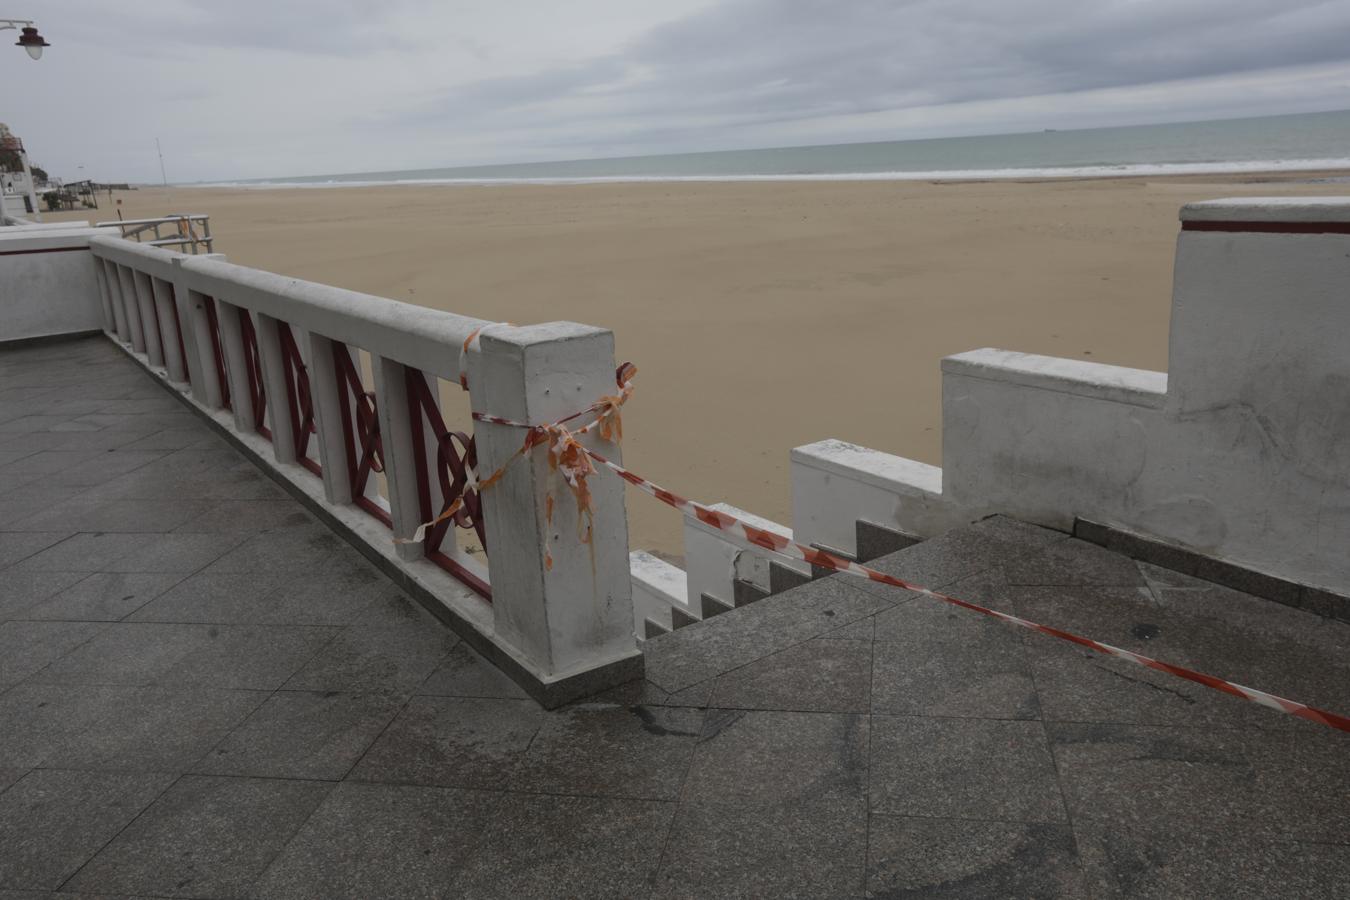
[194,157,1350,189]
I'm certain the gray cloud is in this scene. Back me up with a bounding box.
[10,0,1350,181]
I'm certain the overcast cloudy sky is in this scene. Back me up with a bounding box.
[7,0,1350,182]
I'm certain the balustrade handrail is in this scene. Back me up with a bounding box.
[89,234,491,380]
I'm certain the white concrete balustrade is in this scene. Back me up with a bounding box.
[70,233,642,705]
[793,198,1350,597]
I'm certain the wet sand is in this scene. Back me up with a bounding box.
[52,173,1350,554]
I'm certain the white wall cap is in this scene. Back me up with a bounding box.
[943,349,1167,409]
[792,439,943,497]
[705,502,791,537]
[630,550,687,599]
[0,228,99,250]
[1181,197,1350,223]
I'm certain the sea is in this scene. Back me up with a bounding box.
[210,108,1350,188]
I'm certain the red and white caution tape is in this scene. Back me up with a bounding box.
[446,373,1350,734]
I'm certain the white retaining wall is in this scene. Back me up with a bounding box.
[793,198,1350,595]
[0,226,105,342]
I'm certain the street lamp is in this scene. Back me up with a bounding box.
[1,19,48,60]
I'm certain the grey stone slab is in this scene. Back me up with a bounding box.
[0,533,71,571]
[589,676,715,710]
[155,625,339,691]
[709,637,872,713]
[867,816,1086,899]
[0,415,93,433]
[115,426,217,452]
[511,702,702,800]
[28,622,217,686]
[202,524,346,574]
[42,686,266,774]
[0,683,126,768]
[819,615,875,640]
[870,716,1066,823]
[851,515,1066,605]
[0,768,25,795]
[282,601,457,693]
[871,626,1038,720]
[856,519,922,562]
[174,499,315,533]
[40,450,170,489]
[259,563,396,626]
[653,796,867,900]
[21,573,182,622]
[0,571,86,621]
[252,782,500,900]
[682,710,868,809]
[194,690,406,781]
[0,769,173,891]
[1047,722,1315,839]
[11,532,244,574]
[71,412,199,432]
[1004,537,1147,587]
[0,428,148,453]
[12,498,214,533]
[125,570,304,624]
[0,449,104,477]
[445,793,674,900]
[418,642,529,699]
[1075,825,1350,899]
[0,621,107,687]
[66,774,331,899]
[351,696,543,789]
[643,578,890,693]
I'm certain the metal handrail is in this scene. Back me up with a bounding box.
[94,213,213,254]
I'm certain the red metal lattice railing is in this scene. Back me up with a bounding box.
[237,308,270,439]
[278,323,320,476]
[168,287,190,385]
[334,343,390,527]
[201,296,231,410]
[406,368,491,599]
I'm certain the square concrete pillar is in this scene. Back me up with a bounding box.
[467,322,639,685]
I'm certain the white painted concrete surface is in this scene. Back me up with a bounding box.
[630,550,689,636]
[684,502,806,611]
[793,197,1350,595]
[0,227,104,342]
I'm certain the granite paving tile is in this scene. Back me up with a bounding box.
[173,499,316,533]
[867,816,1086,899]
[708,637,872,713]
[0,449,105,477]
[871,626,1039,719]
[589,677,715,710]
[194,690,407,781]
[870,716,1066,823]
[0,683,127,768]
[115,426,218,452]
[252,782,501,900]
[0,533,71,570]
[40,450,171,489]
[41,686,267,774]
[1047,722,1312,839]
[445,793,675,900]
[350,696,543,789]
[0,769,173,891]
[682,710,868,809]
[418,643,530,699]
[201,524,346,573]
[643,578,890,693]
[653,796,867,900]
[10,531,245,574]
[65,774,332,899]
[0,571,87,621]
[510,701,703,800]
[1074,825,1350,899]
[153,625,340,691]
[125,570,306,624]
[0,621,107,688]
[29,623,222,686]
[1004,536,1148,587]
[0,769,25,795]
[11,498,215,533]
[20,573,183,622]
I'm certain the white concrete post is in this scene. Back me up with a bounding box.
[255,313,296,464]
[131,269,165,367]
[467,323,636,678]
[372,356,426,562]
[102,260,129,343]
[151,276,187,383]
[305,333,354,505]
[116,265,147,354]
[214,299,257,434]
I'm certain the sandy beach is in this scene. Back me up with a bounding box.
[50,173,1350,555]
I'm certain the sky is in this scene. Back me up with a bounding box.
[6,0,1350,183]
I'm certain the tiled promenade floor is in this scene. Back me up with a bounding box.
[1,336,1348,899]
